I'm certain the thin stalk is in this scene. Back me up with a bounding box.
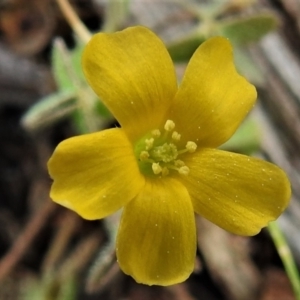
[268,221,300,300]
[56,0,91,44]
[0,201,56,282]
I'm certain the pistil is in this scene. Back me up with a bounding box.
[136,120,197,176]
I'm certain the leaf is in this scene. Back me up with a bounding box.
[52,39,75,91]
[69,37,86,83]
[21,90,77,131]
[217,12,278,45]
[234,47,265,86]
[52,38,86,91]
[167,32,205,63]
[220,117,260,154]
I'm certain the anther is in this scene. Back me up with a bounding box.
[136,120,196,177]
[164,120,175,132]
[178,166,190,175]
[186,141,197,153]
[145,138,154,150]
[151,129,161,138]
[172,131,181,141]
[140,151,150,161]
[152,163,162,174]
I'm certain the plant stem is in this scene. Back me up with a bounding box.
[268,221,300,300]
[56,0,91,44]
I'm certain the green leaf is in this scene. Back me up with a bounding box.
[52,39,74,91]
[69,38,86,83]
[21,90,77,131]
[57,276,78,300]
[167,32,205,62]
[220,117,260,154]
[103,0,131,32]
[95,100,111,118]
[217,12,278,45]
[52,38,86,91]
[234,48,265,86]
[21,274,78,300]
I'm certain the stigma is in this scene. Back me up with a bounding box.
[137,120,197,176]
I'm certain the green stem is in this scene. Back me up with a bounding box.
[56,0,91,44]
[268,221,300,300]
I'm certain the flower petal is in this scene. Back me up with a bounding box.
[48,128,145,220]
[180,149,290,235]
[82,26,177,142]
[169,37,257,147]
[116,178,196,286]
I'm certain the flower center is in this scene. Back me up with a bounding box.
[134,120,197,176]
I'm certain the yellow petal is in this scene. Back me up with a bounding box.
[180,149,290,235]
[82,26,177,142]
[169,37,257,148]
[48,128,145,220]
[116,178,196,286]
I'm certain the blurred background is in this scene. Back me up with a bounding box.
[0,0,300,299]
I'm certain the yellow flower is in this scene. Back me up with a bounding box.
[48,26,290,286]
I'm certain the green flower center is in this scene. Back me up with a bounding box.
[134,120,197,176]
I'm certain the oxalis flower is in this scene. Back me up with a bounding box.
[48,26,291,286]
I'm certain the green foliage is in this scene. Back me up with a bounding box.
[52,38,87,90]
[217,12,278,45]
[168,32,205,63]
[220,117,260,155]
[21,274,78,300]
[22,38,112,133]
[21,90,77,131]
[234,48,265,86]
[268,222,300,300]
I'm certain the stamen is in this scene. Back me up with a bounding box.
[145,138,154,150]
[140,151,150,161]
[136,120,197,177]
[186,141,197,153]
[151,129,161,138]
[178,166,190,175]
[164,120,175,132]
[152,163,162,175]
[172,131,181,141]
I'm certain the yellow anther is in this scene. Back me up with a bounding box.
[164,120,175,132]
[152,129,161,138]
[178,166,190,175]
[140,151,150,161]
[172,131,181,141]
[162,167,169,176]
[152,163,162,175]
[145,138,154,150]
[186,141,197,153]
[136,121,195,177]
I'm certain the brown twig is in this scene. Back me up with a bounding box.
[86,261,120,294]
[196,216,261,300]
[42,211,80,272]
[57,231,103,280]
[167,283,197,300]
[0,200,56,282]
